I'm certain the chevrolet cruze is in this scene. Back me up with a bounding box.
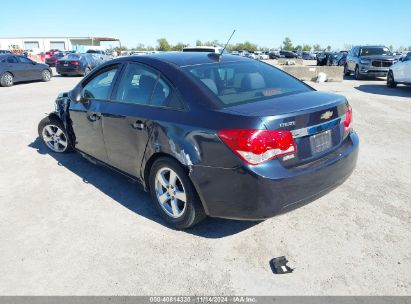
[38,53,359,229]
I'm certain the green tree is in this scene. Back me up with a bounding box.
[171,42,188,51]
[294,45,302,51]
[326,45,332,51]
[196,40,202,46]
[313,44,321,52]
[157,38,171,51]
[282,37,293,51]
[388,45,394,52]
[231,41,258,52]
[113,46,128,52]
[302,44,311,51]
[135,43,146,51]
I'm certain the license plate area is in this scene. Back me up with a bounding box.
[310,129,332,155]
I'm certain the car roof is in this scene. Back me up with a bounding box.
[115,52,249,67]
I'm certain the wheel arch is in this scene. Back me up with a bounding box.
[142,152,189,191]
[1,71,15,78]
[142,151,210,216]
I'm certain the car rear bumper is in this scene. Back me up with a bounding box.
[190,131,359,220]
[56,67,84,75]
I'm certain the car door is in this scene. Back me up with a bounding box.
[69,65,121,163]
[16,56,38,80]
[347,47,358,71]
[4,56,24,81]
[101,62,174,177]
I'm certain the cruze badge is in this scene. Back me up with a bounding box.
[320,111,333,120]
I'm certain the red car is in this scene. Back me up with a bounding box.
[45,52,65,67]
[45,49,60,58]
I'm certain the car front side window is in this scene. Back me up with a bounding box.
[17,56,33,64]
[81,67,118,100]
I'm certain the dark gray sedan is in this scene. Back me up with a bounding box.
[0,54,52,87]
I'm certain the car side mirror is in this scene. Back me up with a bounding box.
[32,61,37,65]
[69,88,82,103]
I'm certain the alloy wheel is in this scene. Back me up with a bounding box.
[3,73,13,86]
[154,167,187,218]
[42,124,68,152]
[43,70,51,81]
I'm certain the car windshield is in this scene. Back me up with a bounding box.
[183,60,311,108]
[53,53,65,57]
[360,47,392,56]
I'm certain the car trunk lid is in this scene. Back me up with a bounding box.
[222,91,350,165]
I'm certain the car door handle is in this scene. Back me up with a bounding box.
[131,120,145,130]
[87,113,101,122]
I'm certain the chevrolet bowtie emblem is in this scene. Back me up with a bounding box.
[320,111,333,120]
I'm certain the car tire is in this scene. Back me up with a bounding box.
[354,66,362,80]
[343,64,350,76]
[0,72,14,87]
[149,157,206,229]
[38,116,73,153]
[41,69,52,82]
[387,70,397,88]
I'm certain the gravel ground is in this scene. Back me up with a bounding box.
[0,71,410,295]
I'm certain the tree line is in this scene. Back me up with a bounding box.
[112,37,411,53]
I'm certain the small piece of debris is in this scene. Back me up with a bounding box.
[269,256,294,274]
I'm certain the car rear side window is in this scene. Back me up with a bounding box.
[114,63,171,107]
[6,56,18,63]
[81,67,118,100]
[183,61,311,108]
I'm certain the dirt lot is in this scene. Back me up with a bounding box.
[0,71,410,295]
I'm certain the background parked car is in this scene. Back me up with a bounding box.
[56,53,98,76]
[45,49,60,58]
[387,52,411,87]
[316,52,334,66]
[182,46,226,54]
[334,52,347,66]
[344,45,396,79]
[246,52,257,59]
[0,50,12,54]
[45,52,66,67]
[279,50,298,58]
[0,54,52,87]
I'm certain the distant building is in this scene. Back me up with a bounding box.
[0,36,121,52]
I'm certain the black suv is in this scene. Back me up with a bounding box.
[344,46,396,79]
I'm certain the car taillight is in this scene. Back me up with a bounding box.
[218,129,297,165]
[70,61,80,66]
[344,106,353,133]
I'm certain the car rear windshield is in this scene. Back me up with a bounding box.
[183,60,311,107]
[63,54,82,60]
[360,47,392,56]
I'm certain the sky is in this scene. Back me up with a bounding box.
[1,0,410,50]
